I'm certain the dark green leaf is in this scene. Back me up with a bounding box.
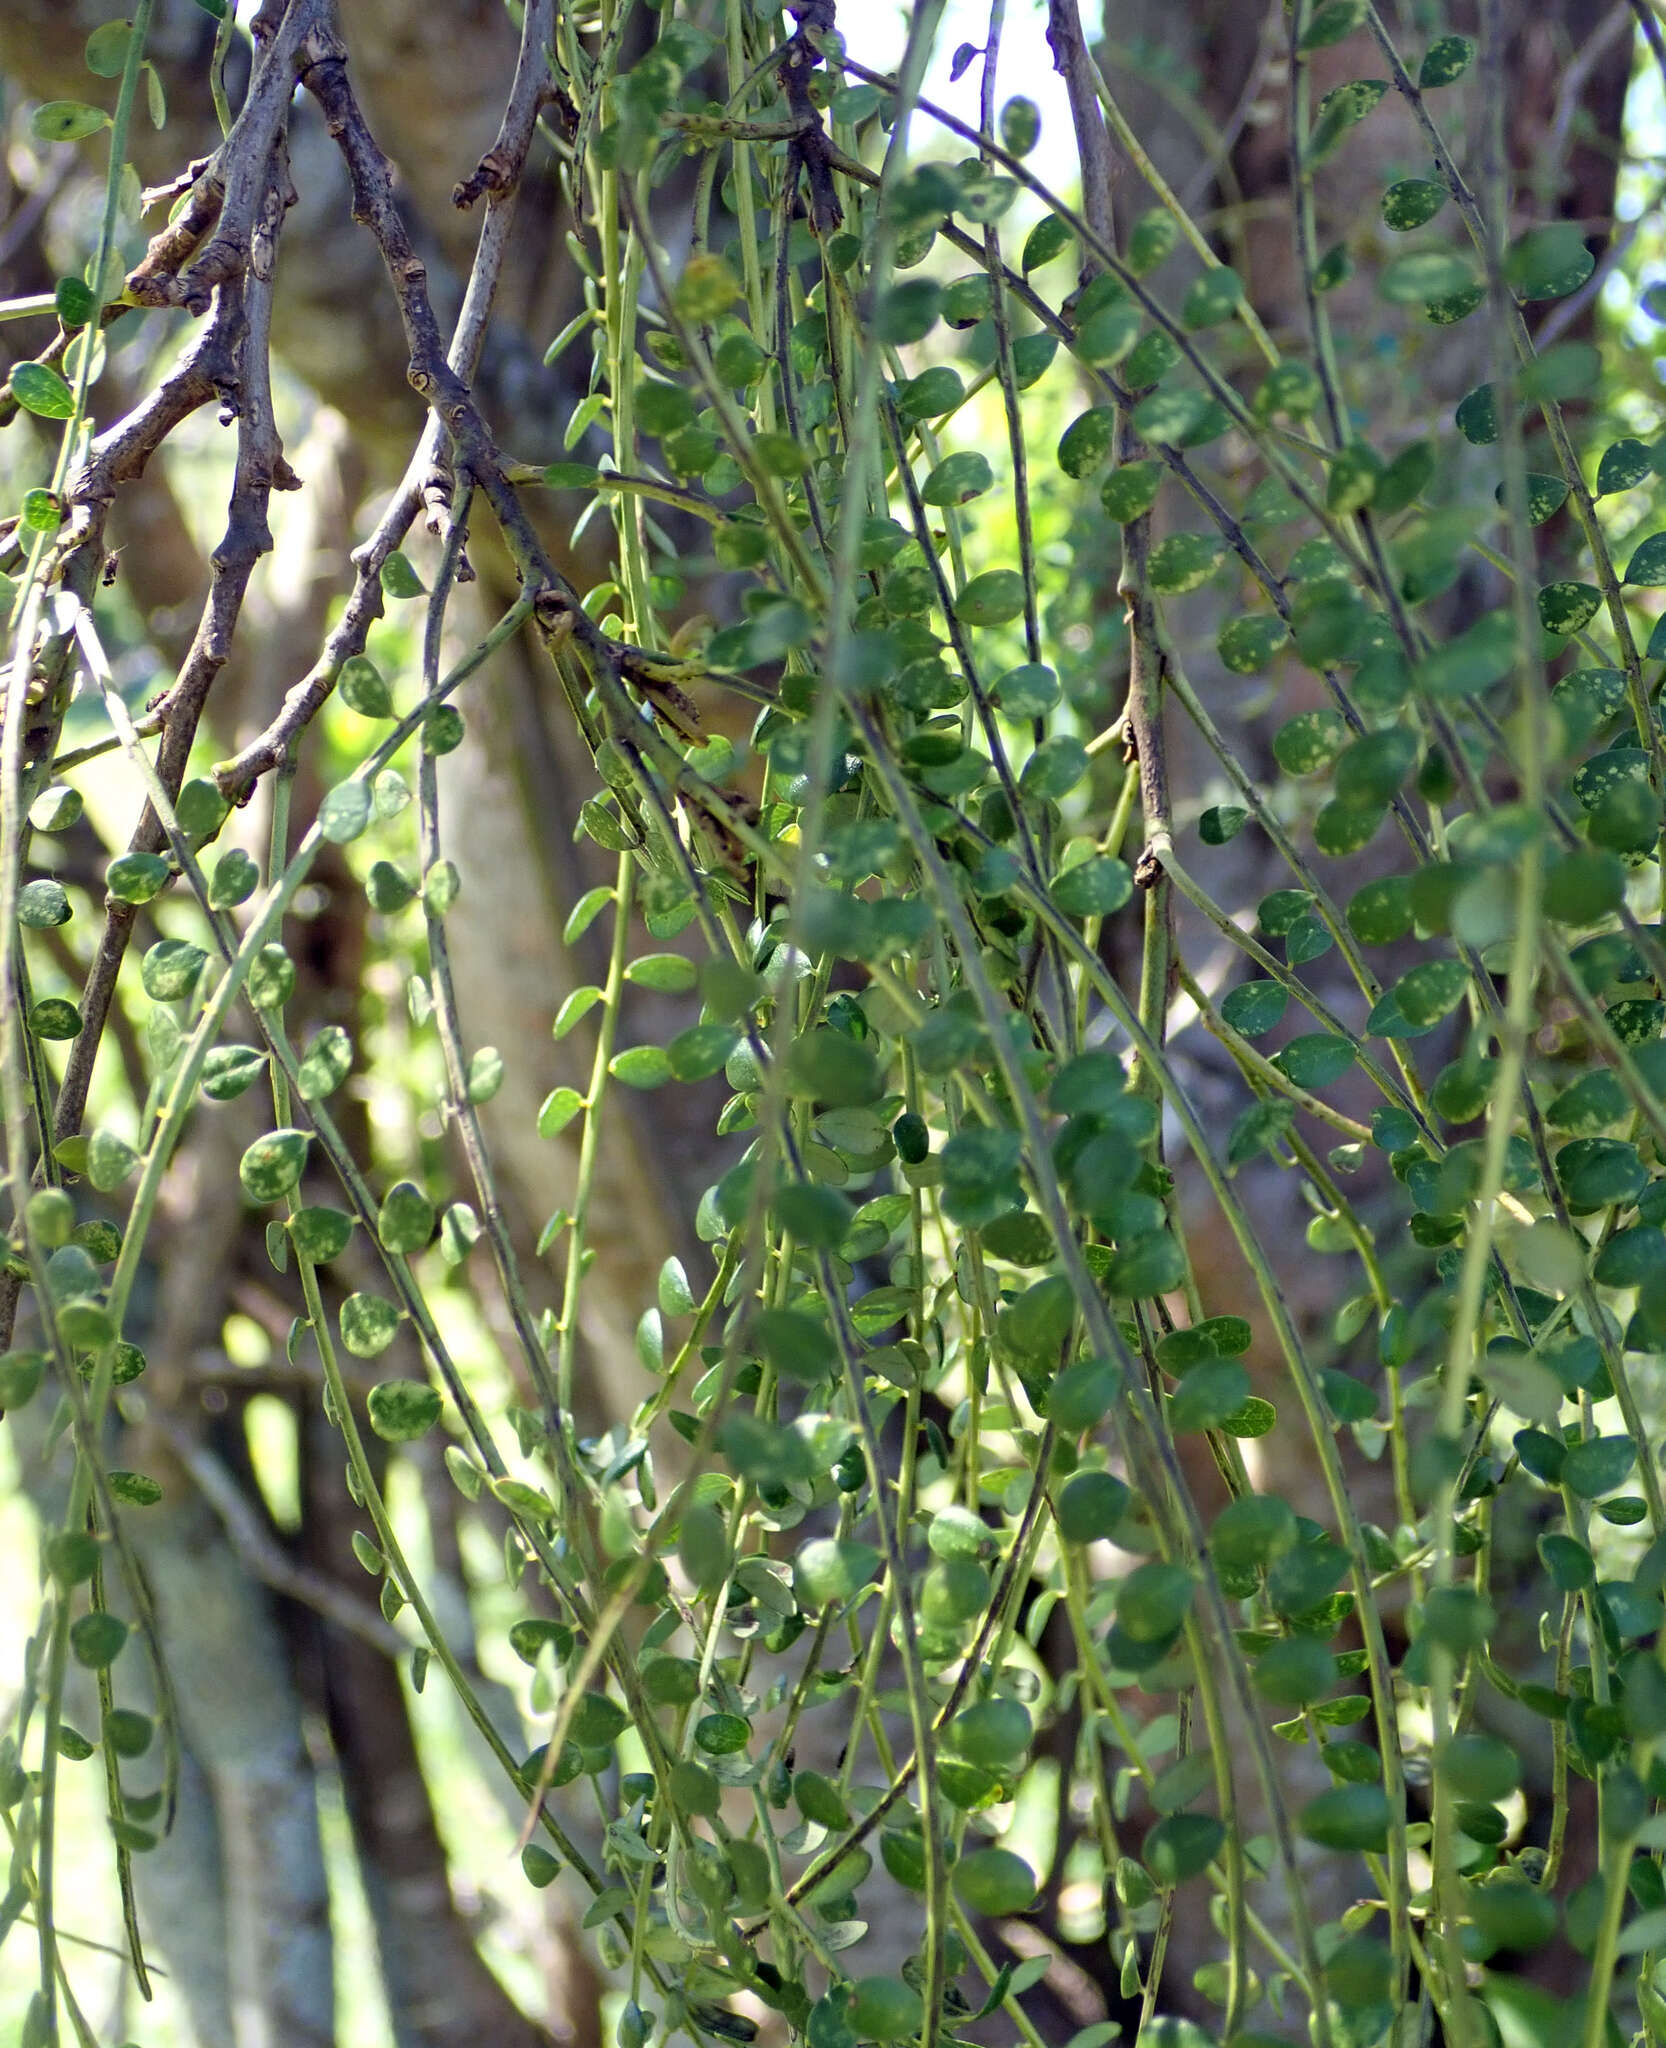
[1144,1812,1225,1885]
[1221,980,1287,1038]
[1272,708,1348,775]
[1381,179,1446,231]
[1056,1471,1131,1542]
[1272,1034,1356,1089]
[380,551,427,599]
[1505,223,1594,302]
[921,451,993,506]
[1626,533,1666,587]
[1299,1784,1390,1851]
[954,1848,1037,1915]
[955,569,1026,626]
[1562,1435,1638,1499]
[1022,215,1072,272]
[1309,78,1388,166]
[1597,439,1654,496]
[1419,34,1474,85]
[19,880,70,928]
[1454,384,1498,445]
[69,1613,128,1669]
[106,852,170,904]
[1051,857,1133,917]
[107,1469,163,1507]
[1100,461,1163,525]
[1149,532,1226,593]
[1537,581,1601,636]
[1056,408,1118,480]
[1218,614,1289,673]
[289,1207,355,1262]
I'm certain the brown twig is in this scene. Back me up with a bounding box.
[291,8,688,778]
[452,0,555,210]
[128,1,309,313]
[1045,0,1119,244]
[216,0,558,798]
[779,1,844,236]
[60,173,295,1138]
[0,71,301,1354]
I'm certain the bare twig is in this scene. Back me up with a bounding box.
[779,0,845,235]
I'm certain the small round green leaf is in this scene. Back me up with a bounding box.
[209,848,259,908]
[667,1022,741,1082]
[1143,1812,1225,1886]
[1273,1033,1356,1090]
[85,22,134,75]
[338,655,393,716]
[319,781,372,844]
[30,998,83,1041]
[32,101,111,144]
[85,1128,138,1192]
[1562,1434,1638,1499]
[1392,958,1468,1028]
[367,1380,442,1442]
[953,1847,1037,1916]
[537,1086,584,1137]
[1380,252,1474,307]
[1272,709,1348,776]
[1056,1470,1131,1543]
[19,881,71,929]
[951,1698,1033,1766]
[1149,532,1226,594]
[955,569,1026,627]
[848,1979,925,2043]
[298,1025,353,1101]
[1182,266,1243,329]
[341,1294,402,1360]
[377,1181,435,1256]
[12,362,75,423]
[1210,1492,1297,1569]
[106,852,170,904]
[1419,34,1474,85]
[140,940,206,1002]
[201,1044,268,1102]
[380,551,426,598]
[921,451,994,506]
[609,1044,672,1089]
[1381,179,1446,232]
[1220,980,1287,1038]
[289,1207,354,1262]
[1051,857,1133,918]
[1254,1637,1339,1706]
[1537,581,1601,637]
[624,951,698,993]
[1625,533,1666,587]
[239,1130,309,1203]
[1218,614,1289,673]
[1022,215,1072,272]
[70,1612,128,1670]
[1299,1784,1390,1852]
[1056,407,1117,479]
[1098,461,1163,525]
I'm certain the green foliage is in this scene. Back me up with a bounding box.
[8,6,1666,2047]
